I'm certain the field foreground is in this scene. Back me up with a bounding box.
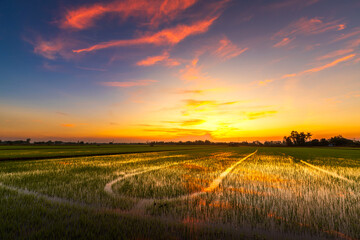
[0,145,359,239]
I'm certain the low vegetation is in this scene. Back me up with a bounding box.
[0,145,359,239]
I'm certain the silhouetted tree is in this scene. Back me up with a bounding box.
[285,131,312,146]
[319,138,329,146]
[329,135,353,146]
[283,136,293,146]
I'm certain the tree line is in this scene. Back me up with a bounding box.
[1,132,359,147]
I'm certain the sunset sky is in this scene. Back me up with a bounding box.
[1,0,360,142]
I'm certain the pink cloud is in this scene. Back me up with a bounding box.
[60,0,198,30]
[273,37,294,48]
[213,37,248,60]
[259,54,356,85]
[316,49,354,61]
[331,27,360,43]
[33,38,65,60]
[73,17,218,53]
[136,51,181,67]
[272,17,346,47]
[28,36,77,60]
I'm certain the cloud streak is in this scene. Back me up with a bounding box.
[60,0,198,30]
[73,17,218,53]
[164,119,206,126]
[273,37,294,48]
[245,111,277,120]
[213,37,248,60]
[316,49,354,61]
[301,54,356,74]
[259,54,356,85]
[274,17,345,38]
[272,17,345,47]
[136,51,180,67]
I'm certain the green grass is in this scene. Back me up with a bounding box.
[0,144,210,161]
[0,145,359,239]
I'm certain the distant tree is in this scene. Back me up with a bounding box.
[26,138,31,144]
[329,135,353,146]
[310,139,320,146]
[285,131,312,146]
[319,138,329,146]
[283,136,293,146]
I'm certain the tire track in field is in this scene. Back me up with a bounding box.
[104,150,257,214]
[191,149,258,195]
[300,160,355,183]
[121,150,258,214]
[0,182,90,207]
[0,150,258,219]
[104,160,194,196]
[0,181,355,240]
[106,150,257,199]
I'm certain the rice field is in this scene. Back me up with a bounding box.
[0,146,359,239]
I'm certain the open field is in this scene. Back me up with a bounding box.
[0,146,359,239]
[0,145,207,161]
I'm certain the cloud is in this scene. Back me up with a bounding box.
[136,51,180,67]
[258,79,274,86]
[245,111,277,120]
[27,35,77,60]
[164,119,206,126]
[143,127,211,136]
[73,17,218,53]
[176,89,205,94]
[259,54,356,85]
[213,37,248,60]
[60,0,198,30]
[181,99,237,116]
[179,58,213,82]
[181,119,205,126]
[273,37,294,48]
[33,38,65,59]
[316,49,354,61]
[348,37,360,48]
[184,99,237,108]
[331,27,360,43]
[100,79,158,87]
[324,91,360,104]
[272,17,346,47]
[301,54,356,74]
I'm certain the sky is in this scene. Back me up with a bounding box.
[0,0,360,142]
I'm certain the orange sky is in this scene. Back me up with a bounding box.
[1,0,360,142]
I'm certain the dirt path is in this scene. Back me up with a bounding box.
[300,160,355,183]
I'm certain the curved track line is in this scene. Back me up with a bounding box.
[200,150,258,193]
[0,183,89,207]
[104,160,193,196]
[0,181,354,240]
[105,150,257,203]
[300,160,355,183]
